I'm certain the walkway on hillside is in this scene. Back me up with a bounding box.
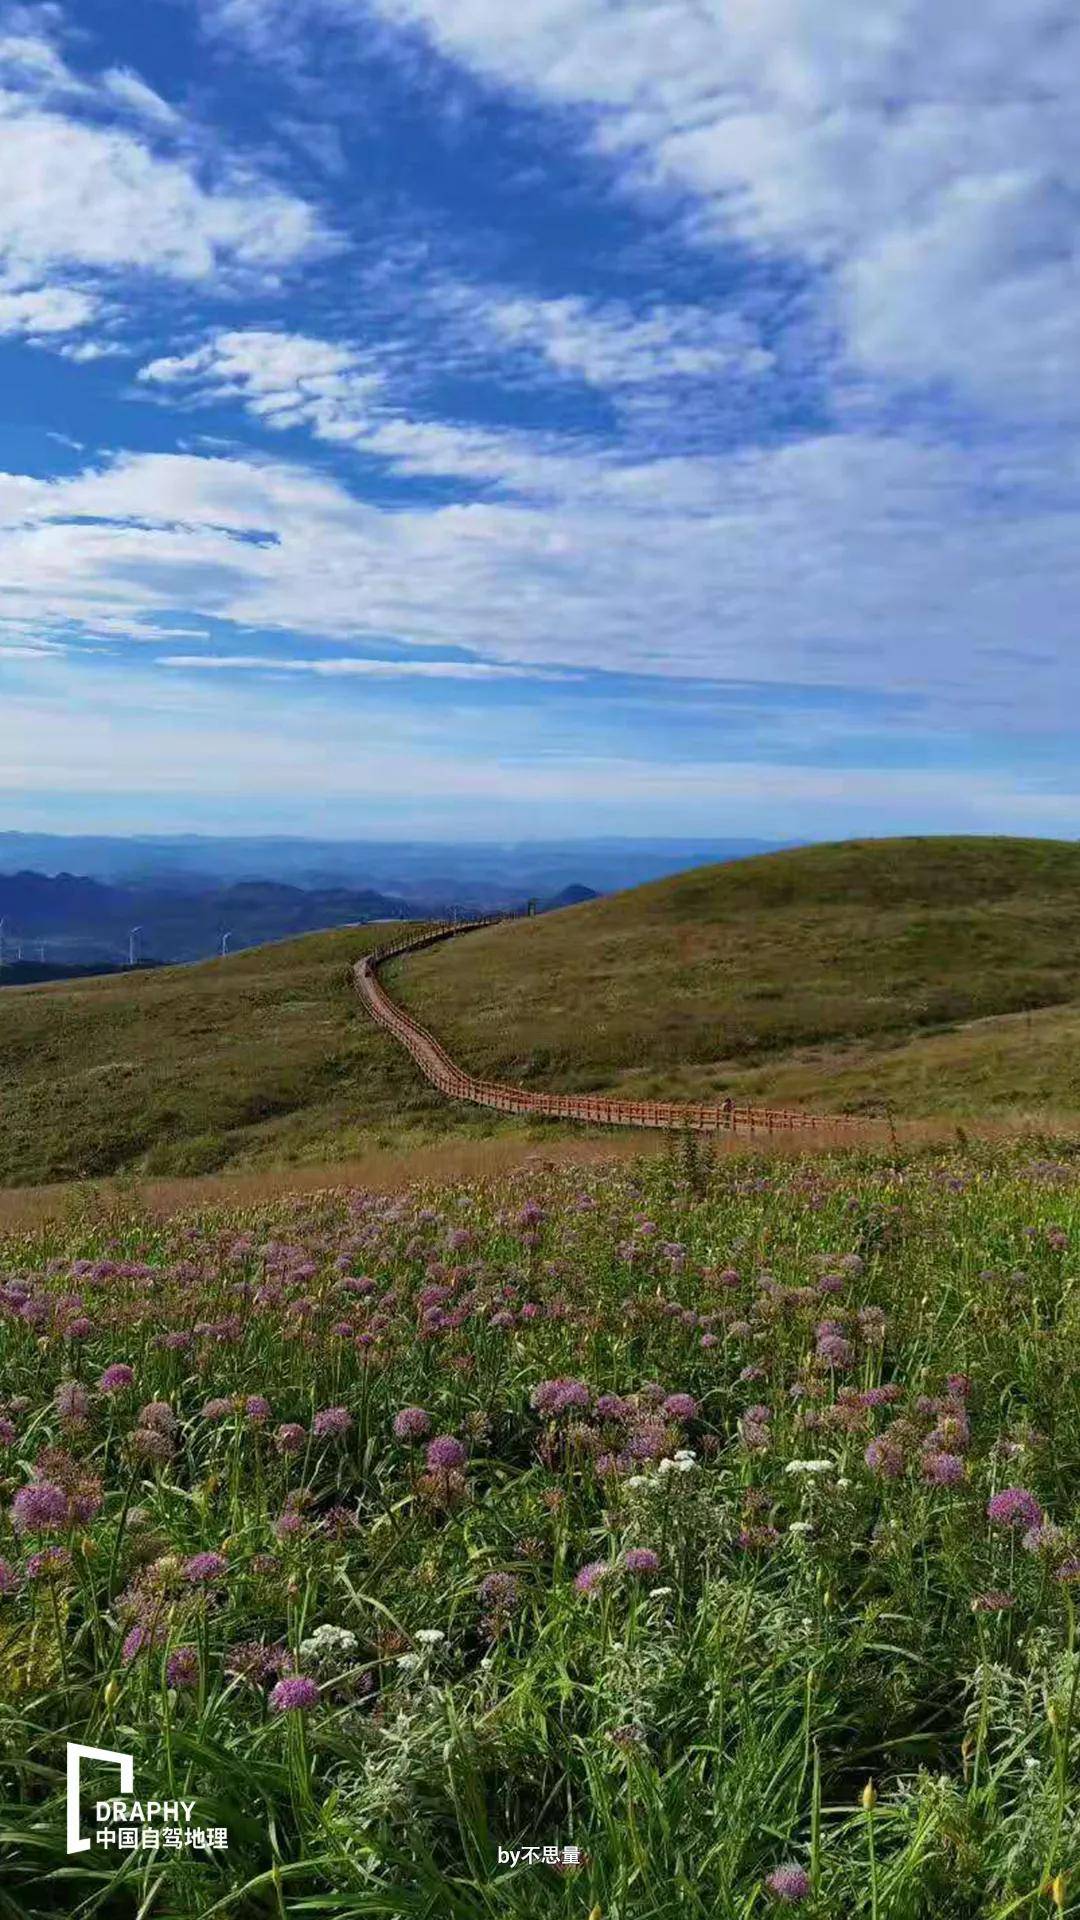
[354,919,877,1138]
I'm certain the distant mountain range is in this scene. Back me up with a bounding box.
[0,871,602,969]
[0,833,789,903]
[0,872,416,966]
[0,831,791,969]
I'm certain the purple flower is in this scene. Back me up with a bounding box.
[573,1559,610,1595]
[858,1386,903,1408]
[625,1422,668,1462]
[139,1401,177,1435]
[393,1406,432,1441]
[244,1395,272,1424]
[662,1393,698,1421]
[1023,1522,1066,1557]
[165,1646,200,1690]
[312,1406,353,1440]
[426,1434,467,1472]
[987,1487,1044,1531]
[98,1364,134,1394]
[183,1551,228,1586]
[274,1422,307,1455]
[922,1451,966,1487]
[622,1548,660,1577]
[274,1511,305,1539]
[226,1640,285,1685]
[0,1557,18,1596]
[739,1524,780,1552]
[0,1417,15,1447]
[864,1435,904,1481]
[972,1590,1016,1612]
[531,1378,591,1416]
[765,1864,811,1903]
[55,1381,90,1425]
[269,1674,320,1713]
[11,1482,69,1535]
[202,1397,234,1423]
[25,1546,71,1580]
[816,1332,854,1369]
[857,1305,887,1341]
[122,1624,150,1664]
[595,1394,631,1421]
[478,1571,519,1611]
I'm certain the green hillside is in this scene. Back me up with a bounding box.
[0,924,516,1188]
[4,836,1080,1191]
[397,836,1080,1115]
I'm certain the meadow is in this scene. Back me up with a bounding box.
[1,1136,1079,1916]
[6,838,1080,1196]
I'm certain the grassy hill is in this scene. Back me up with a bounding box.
[0,923,524,1188]
[4,836,1080,1191]
[396,836,1080,1118]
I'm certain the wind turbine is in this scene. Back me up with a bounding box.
[128,926,142,967]
[220,930,233,957]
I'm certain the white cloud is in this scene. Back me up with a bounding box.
[155,651,571,677]
[0,15,331,362]
[0,280,97,336]
[101,67,183,129]
[140,329,384,436]
[481,293,772,387]
[222,0,1080,420]
[4,657,1080,837]
[0,103,327,283]
[2,436,1080,734]
[137,324,761,496]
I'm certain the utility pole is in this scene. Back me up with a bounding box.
[0,917,5,967]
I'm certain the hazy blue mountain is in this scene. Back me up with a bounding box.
[0,833,790,902]
[0,872,415,967]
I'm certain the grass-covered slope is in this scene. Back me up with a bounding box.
[0,924,514,1187]
[398,837,1080,1116]
[5,836,1080,1193]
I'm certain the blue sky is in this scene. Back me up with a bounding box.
[2,0,1079,840]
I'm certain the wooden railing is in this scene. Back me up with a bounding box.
[352,918,875,1137]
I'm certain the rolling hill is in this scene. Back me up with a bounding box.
[2,836,1080,1191]
[396,836,1080,1116]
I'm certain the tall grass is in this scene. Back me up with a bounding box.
[1,1138,1079,1915]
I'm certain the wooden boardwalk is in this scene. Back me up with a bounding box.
[353,918,875,1137]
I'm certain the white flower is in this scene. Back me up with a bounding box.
[299,1623,358,1661]
[836,1477,851,1491]
[649,1586,674,1599]
[657,1458,676,1476]
[397,1652,422,1671]
[675,1457,696,1473]
[674,1449,697,1463]
[626,1475,647,1490]
[415,1628,446,1647]
[789,1521,814,1535]
[784,1459,835,1476]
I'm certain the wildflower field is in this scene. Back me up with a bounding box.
[1,1140,1079,1917]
